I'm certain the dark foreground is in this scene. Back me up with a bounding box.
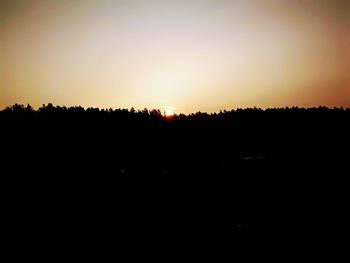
[1,105,349,256]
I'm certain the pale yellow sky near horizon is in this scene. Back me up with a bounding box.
[0,0,349,113]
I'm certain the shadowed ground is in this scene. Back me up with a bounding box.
[1,105,349,255]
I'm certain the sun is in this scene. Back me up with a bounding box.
[164,109,174,117]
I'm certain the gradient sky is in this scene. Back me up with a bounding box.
[0,0,349,113]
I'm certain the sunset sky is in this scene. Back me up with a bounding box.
[0,0,349,113]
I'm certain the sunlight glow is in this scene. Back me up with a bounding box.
[0,0,348,111]
[163,109,175,117]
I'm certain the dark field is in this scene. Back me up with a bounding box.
[1,105,349,254]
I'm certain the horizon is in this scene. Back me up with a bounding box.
[1,0,349,113]
[2,102,349,116]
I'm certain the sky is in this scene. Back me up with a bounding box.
[0,0,349,113]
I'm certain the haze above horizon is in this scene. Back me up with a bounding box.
[1,0,349,113]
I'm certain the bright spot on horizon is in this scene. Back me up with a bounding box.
[164,109,175,117]
[162,105,176,117]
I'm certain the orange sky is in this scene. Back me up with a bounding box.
[0,0,349,113]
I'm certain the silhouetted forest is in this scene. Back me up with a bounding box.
[1,104,349,254]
